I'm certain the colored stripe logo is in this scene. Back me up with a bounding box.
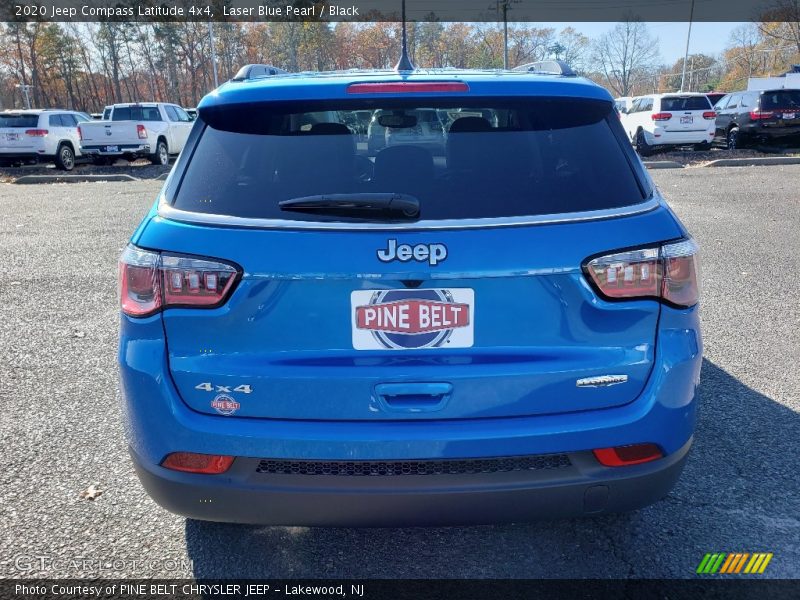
[696,552,773,574]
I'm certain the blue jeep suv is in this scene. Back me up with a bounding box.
[119,63,701,525]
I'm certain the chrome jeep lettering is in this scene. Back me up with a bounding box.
[377,239,448,266]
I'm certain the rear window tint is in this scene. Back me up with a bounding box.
[173,98,647,223]
[0,115,39,128]
[760,90,800,110]
[112,106,162,121]
[660,96,711,111]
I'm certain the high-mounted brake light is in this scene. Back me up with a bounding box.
[593,444,663,467]
[162,452,235,474]
[749,110,774,121]
[651,112,672,121]
[136,124,148,139]
[25,129,48,137]
[347,82,469,94]
[584,239,699,307]
[119,245,239,317]
[702,111,716,120]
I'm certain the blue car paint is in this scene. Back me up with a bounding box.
[120,69,702,523]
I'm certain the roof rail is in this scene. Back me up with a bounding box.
[231,64,288,82]
[512,60,576,77]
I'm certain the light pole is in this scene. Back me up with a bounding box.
[208,22,219,88]
[15,84,32,109]
[679,0,695,92]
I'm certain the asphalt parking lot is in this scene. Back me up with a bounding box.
[0,166,798,579]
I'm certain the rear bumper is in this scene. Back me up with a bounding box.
[130,438,691,526]
[82,144,151,156]
[648,128,714,146]
[0,151,45,161]
[740,123,800,140]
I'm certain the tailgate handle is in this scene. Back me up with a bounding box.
[375,382,452,412]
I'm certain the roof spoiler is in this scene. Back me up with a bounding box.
[231,64,288,82]
[512,60,576,77]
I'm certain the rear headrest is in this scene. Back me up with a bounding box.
[309,122,351,135]
[448,116,492,133]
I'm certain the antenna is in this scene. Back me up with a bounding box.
[394,0,415,72]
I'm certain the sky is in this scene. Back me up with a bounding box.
[551,22,744,64]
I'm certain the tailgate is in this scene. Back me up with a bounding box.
[0,128,36,151]
[139,206,682,421]
[79,122,141,145]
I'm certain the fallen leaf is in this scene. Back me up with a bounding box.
[73,331,86,338]
[79,483,104,500]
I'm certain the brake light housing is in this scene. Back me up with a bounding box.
[702,111,716,120]
[25,129,48,137]
[137,124,148,139]
[651,112,672,121]
[749,110,774,121]
[583,239,700,308]
[119,245,240,317]
[77,126,83,141]
[347,82,470,94]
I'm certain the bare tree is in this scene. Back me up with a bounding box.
[592,20,659,96]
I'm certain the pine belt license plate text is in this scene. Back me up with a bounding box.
[351,288,474,350]
[680,116,693,124]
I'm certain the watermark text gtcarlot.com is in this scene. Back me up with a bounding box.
[13,555,193,574]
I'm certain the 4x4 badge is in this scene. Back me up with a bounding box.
[377,239,447,266]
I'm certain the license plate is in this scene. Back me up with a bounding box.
[5,133,19,141]
[104,145,119,152]
[680,116,693,124]
[351,288,474,350]
[783,113,796,120]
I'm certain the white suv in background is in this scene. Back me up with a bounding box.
[620,93,716,156]
[0,109,90,170]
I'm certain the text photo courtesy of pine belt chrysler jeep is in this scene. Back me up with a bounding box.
[119,61,701,526]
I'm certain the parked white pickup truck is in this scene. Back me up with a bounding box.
[78,102,193,165]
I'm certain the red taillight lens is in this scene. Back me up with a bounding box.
[137,124,147,139]
[651,112,672,121]
[77,126,83,141]
[119,245,239,317]
[584,239,699,307]
[347,82,470,94]
[25,129,48,137]
[162,452,235,474]
[702,111,716,120]
[749,110,774,120]
[593,444,663,467]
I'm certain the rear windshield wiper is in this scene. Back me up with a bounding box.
[278,193,420,220]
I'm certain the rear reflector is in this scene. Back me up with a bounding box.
[347,82,469,94]
[162,452,235,474]
[593,444,663,467]
[119,245,239,317]
[25,129,48,137]
[651,112,672,121]
[584,238,700,307]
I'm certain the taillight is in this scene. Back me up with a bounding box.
[593,444,663,467]
[137,124,147,139]
[162,452,235,474]
[347,82,470,94]
[77,126,83,141]
[584,239,699,308]
[749,110,774,121]
[119,245,239,317]
[25,129,48,137]
[702,111,716,120]
[651,112,672,121]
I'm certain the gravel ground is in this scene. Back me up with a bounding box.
[0,169,798,579]
[0,160,171,184]
[646,147,800,167]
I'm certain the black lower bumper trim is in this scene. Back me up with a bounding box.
[130,440,691,526]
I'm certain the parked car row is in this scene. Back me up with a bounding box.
[616,88,800,156]
[0,102,196,170]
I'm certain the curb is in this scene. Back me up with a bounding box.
[13,174,140,184]
[702,157,800,168]
[643,161,684,169]
[154,172,170,181]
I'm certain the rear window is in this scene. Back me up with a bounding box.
[760,90,800,110]
[173,97,647,223]
[112,106,162,121]
[660,96,711,111]
[0,114,39,128]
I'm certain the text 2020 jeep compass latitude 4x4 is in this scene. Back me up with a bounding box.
[119,63,701,526]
